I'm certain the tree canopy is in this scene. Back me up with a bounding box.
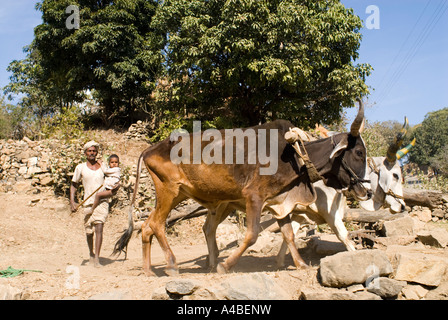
[4,0,371,129]
[152,0,372,126]
[15,0,163,121]
[409,108,448,171]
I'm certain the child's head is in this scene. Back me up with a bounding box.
[108,154,120,168]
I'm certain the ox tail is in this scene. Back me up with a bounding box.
[112,153,144,259]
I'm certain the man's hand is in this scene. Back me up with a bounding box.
[70,182,79,213]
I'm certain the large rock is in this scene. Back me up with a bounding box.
[400,284,429,300]
[319,249,393,288]
[219,273,290,300]
[413,208,433,223]
[425,281,448,300]
[381,216,415,237]
[417,229,448,248]
[0,284,24,300]
[166,279,201,296]
[393,252,447,287]
[366,277,407,299]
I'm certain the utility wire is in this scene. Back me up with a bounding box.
[374,0,448,106]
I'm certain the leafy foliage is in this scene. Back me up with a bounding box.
[152,0,372,126]
[0,95,39,139]
[40,106,85,141]
[31,0,163,122]
[409,108,448,170]
[362,119,408,158]
[4,0,372,131]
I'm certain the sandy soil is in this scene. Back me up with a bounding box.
[0,186,320,300]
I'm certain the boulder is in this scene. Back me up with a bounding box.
[366,277,407,299]
[380,216,414,237]
[413,209,433,223]
[400,284,429,300]
[425,281,448,300]
[319,249,393,288]
[432,209,446,219]
[219,273,290,300]
[151,286,170,300]
[393,252,448,287]
[0,284,24,300]
[417,229,448,248]
[165,279,201,296]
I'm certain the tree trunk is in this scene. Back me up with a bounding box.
[343,208,406,223]
[402,188,445,209]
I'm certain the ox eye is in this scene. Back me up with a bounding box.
[356,150,363,157]
[393,173,399,180]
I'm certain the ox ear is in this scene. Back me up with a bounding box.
[330,136,348,159]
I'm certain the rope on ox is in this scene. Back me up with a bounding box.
[285,128,323,183]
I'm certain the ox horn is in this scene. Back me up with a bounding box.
[396,137,416,160]
[350,99,365,137]
[386,116,409,163]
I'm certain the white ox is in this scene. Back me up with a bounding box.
[201,118,413,270]
[275,119,414,267]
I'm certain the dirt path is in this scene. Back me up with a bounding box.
[0,188,317,300]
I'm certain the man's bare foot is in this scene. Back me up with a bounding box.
[94,257,102,268]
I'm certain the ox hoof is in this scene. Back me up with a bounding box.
[216,263,229,274]
[165,267,179,277]
[296,263,310,270]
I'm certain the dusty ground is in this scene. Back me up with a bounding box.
[0,132,318,300]
[2,132,446,301]
[0,186,322,300]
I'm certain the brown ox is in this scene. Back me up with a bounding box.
[113,102,369,276]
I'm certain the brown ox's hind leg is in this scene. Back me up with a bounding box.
[217,194,263,274]
[277,216,308,269]
[141,184,186,277]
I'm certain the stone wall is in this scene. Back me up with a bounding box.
[0,136,155,217]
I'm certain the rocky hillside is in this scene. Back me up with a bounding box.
[1,125,448,301]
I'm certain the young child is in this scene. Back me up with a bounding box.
[85,154,121,216]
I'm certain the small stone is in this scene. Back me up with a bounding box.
[165,279,200,296]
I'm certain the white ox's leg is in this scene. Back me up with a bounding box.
[321,192,356,251]
[202,204,231,270]
[276,220,301,268]
[276,185,356,269]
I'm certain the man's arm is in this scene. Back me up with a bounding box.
[70,181,79,212]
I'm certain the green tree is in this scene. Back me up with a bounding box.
[430,145,448,176]
[362,120,406,158]
[3,46,52,119]
[31,0,163,123]
[152,0,372,126]
[410,108,448,169]
[0,95,38,139]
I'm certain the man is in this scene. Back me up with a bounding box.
[70,141,117,267]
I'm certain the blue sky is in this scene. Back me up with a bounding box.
[342,0,448,126]
[0,0,447,126]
